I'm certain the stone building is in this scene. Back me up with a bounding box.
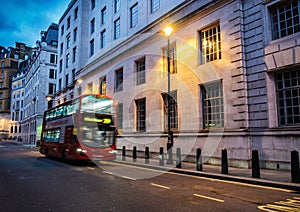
[10,23,58,144]
[56,0,300,170]
[0,43,31,139]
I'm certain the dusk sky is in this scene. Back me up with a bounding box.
[0,0,69,48]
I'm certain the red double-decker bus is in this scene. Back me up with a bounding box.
[39,94,116,161]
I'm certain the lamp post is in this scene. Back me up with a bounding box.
[163,26,174,165]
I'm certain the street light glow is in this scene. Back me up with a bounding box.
[163,26,173,37]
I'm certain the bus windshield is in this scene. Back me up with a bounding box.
[78,95,116,148]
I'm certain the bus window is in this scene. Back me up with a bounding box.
[43,129,60,142]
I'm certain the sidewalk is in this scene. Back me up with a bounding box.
[113,155,300,192]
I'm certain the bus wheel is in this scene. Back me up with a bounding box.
[61,150,67,162]
[45,148,49,158]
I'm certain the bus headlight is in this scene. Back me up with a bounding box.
[76,148,87,153]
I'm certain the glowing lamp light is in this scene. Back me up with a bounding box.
[163,26,173,37]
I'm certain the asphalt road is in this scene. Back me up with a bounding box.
[1,142,300,212]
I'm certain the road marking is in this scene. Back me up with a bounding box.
[100,161,294,193]
[121,176,136,181]
[150,183,170,190]
[193,194,224,203]
[258,197,300,211]
[86,167,95,170]
[103,171,113,175]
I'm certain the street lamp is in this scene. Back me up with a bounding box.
[46,95,53,109]
[163,26,174,165]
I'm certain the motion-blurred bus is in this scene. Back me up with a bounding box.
[39,94,116,161]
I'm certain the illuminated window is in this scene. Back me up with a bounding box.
[276,69,300,126]
[136,98,146,132]
[200,23,221,64]
[270,0,300,40]
[201,81,224,128]
[99,76,106,95]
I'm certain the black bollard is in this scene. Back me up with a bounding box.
[291,150,300,183]
[145,147,149,164]
[196,148,202,171]
[176,148,182,168]
[122,146,126,161]
[221,149,228,174]
[159,147,164,166]
[133,146,137,162]
[252,150,260,178]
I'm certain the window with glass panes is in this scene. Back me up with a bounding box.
[114,18,120,39]
[49,69,56,79]
[130,3,138,28]
[73,46,76,62]
[276,69,300,126]
[270,0,300,40]
[99,76,106,95]
[162,91,178,130]
[90,18,95,34]
[136,98,146,132]
[115,0,120,13]
[90,39,94,56]
[201,81,224,128]
[200,24,221,64]
[101,29,106,48]
[101,7,106,24]
[151,0,160,13]
[115,68,123,92]
[136,57,145,85]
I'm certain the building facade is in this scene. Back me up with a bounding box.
[10,24,58,144]
[0,43,31,139]
[55,0,300,170]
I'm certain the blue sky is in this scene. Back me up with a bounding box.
[0,0,68,48]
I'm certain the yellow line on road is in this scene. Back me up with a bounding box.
[100,161,295,193]
[193,194,224,203]
[150,183,170,190]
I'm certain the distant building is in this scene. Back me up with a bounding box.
[10,23,58,144]
[56,0,300,170]
[0,43,31,140]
